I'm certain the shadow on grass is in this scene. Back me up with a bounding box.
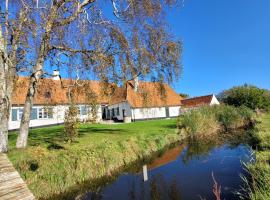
[162,123,177,129]
[9,125,132,150]
[79,127,130,135]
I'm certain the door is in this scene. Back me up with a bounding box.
[165,107,170,118]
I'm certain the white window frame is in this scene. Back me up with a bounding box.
[38,107,53,119]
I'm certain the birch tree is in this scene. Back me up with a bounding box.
[0,1,30,152]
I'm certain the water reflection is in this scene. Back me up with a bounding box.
[78,131,252,200]
[80,175,182,200]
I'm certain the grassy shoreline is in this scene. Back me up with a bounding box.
[8,119,183,199]
[247,113,270,199]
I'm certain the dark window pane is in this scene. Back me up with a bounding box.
[12,109,17,121]
[31,108,37,120]
[81,105,87,115]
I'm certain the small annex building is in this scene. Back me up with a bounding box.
[180,94,220,110]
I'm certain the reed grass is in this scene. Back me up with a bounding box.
[177,105,254,137]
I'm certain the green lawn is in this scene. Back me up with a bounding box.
[247,113,270,200]
[8,119,181,199]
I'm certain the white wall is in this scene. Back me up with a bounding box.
[168,106,181,117]
[8,105,102,130]
[131,107,166,120]
[107,102,132,121]
[210,95,220,105]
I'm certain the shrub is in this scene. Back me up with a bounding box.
[64,105,79,142]
[219,84,270,111]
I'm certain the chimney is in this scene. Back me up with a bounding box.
[134,76,139,92]
[53,70,60,81]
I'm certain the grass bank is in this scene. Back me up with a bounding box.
[245,113,270,199]
[8,119,181,199]
[177,105,254,137]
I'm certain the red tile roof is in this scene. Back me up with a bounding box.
[124,81,182,108]
[11,77,111,105]
[181,94,214,108]
[12,77,182,108]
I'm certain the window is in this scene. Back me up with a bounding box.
[38,107,53,119]
[12,108,38,121]
[80,105,87,116]
[11,108,23,121]
[116,107,120,116]
[112,108,115,117]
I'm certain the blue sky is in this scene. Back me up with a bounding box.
[168,0,270,96]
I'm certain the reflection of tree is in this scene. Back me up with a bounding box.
[182,131,252,164]
[182,136,218,164]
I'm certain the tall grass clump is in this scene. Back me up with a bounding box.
[177,106,219,136]
[215,105,253,131]
[177,105,254,137]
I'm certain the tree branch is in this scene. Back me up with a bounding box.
[51,45,94,54]
[54,0,96,27]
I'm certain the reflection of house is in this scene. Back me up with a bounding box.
[105,78,183,122]
[9,73,183,130]
[148,144,185,170]
[181,94,220,110]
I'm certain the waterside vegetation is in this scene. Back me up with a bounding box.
[245,113,270,200]
[177,105,254,137]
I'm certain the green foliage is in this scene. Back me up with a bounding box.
[179,93,189,99]
[177,105,254,136]
[64,105,79,142]
[177,106,219,136]
[219,84,270,110]
[215,105,243,131]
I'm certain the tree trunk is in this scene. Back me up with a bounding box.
[16,1,60,148]
[16,63,43,148]
[0,29,11,153]
[0,66,10,153]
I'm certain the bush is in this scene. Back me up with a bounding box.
[219,85,270,111]
[64,105,79,142]
[177,105,254,136]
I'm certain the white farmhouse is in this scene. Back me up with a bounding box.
[9,75,183,130]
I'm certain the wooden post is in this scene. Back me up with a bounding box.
[143,165,148,182]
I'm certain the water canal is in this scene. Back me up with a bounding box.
[80,132,253,200]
